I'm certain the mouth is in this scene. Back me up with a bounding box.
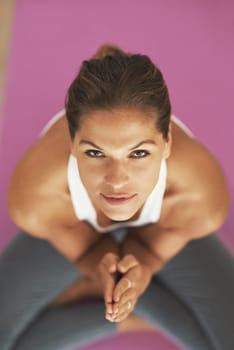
[100,193,137,205]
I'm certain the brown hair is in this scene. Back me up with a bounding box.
[65,43,171,141]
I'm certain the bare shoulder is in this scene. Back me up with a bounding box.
[9,115,70,195]
[7,114,78,231]
[160,121,230,236]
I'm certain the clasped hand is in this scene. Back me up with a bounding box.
[97,252,152,322]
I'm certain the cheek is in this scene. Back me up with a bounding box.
[136,161,159,177]
[126,163,160,195]
[135,163,160,191]
[79,163,104,189]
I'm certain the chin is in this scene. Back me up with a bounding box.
[110,214,132,222]
[104,212,130,222]
[103,207,138,222]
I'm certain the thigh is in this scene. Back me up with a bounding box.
[156,233,234,349]
[48,276,104,307]
[0,230,80,350]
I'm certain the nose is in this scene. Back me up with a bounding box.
[104,160,129,189]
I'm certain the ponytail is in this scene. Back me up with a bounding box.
[92,43,125,59]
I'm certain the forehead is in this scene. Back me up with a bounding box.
[75,108,162,148]
[78,107,158,134]
[74,108,165,149]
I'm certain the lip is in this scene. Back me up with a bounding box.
[100,193,137,205]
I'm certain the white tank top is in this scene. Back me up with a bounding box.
[40,109,194,233]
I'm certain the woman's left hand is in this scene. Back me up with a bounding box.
[106,254,153,323]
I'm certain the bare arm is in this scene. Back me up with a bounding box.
[107,198,229,323]
[121,196,228,275]
[7,191,118,265]
[8,189,124,315]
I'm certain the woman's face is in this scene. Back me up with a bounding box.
[71,107,171,222]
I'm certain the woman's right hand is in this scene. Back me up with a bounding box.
[97,252,120,321]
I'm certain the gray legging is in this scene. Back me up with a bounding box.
[0,230,234,350]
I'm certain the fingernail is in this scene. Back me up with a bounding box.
[106,315,114,322]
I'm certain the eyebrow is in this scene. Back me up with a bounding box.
[79,140,157,151]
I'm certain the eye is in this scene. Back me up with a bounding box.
[85,150,105,158]
[130,150,150,158]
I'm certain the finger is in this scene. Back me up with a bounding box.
[106,310,131,323]
[109,264,117,273]
[107,298,134,322]
[112,303,133,322]
[103,275,115,302]
[106,303,119,322]
[111,288,136,315]
[98,253,119,305]
[117,254,139,273]
[100,252,119,272]
[113,277,132,303]
[111,302,119,315]
[116,288,136,310]
[110,290,134,318]
[116,299,134,318]
[105,300,114,316]
[98,266,116,314]
[105,312,116,322]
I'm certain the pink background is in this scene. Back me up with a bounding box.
[1,1,233,349]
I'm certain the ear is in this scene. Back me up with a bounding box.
[163,122,172,159]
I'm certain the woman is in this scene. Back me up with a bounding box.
[1,44,233,350]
